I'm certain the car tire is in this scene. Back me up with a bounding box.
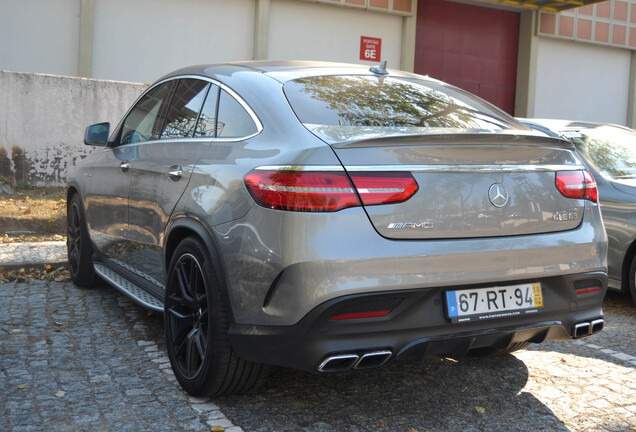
[628,255,636,304]
[67,193,98,287]
[164,236,267,397]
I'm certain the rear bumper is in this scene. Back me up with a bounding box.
[228,271,607,372]
[215,200,607,326]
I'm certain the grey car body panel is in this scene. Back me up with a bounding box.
[520,118,636,292]
[69,63,608,372]
[213,200,606,325]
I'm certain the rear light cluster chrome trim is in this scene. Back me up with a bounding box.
[255,165,345,172]
[340,164,585,173]
[254,164,584,173]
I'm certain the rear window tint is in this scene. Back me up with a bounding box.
[284,75,521,143]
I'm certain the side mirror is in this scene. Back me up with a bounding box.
[84,122,110,146]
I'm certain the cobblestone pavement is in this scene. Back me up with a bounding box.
[1,280,634,432]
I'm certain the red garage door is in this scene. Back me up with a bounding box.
[415,0,520,114]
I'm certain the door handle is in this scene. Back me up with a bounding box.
[167,165,183,181]
[119,161,130,173]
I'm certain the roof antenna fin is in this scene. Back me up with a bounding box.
[370,60,388,75]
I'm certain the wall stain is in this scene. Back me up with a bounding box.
[0,147,13,186]
[11,145,27,185]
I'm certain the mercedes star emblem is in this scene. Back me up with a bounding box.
[488,183,509,208]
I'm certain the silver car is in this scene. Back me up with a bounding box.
[521,119,636,304]
[68,61,608,396]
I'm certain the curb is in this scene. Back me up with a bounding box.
[1,261,68,271]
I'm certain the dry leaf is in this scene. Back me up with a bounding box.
[54,328,62,332]
[55,391,66,398]
[210,428,225,432]
[46,338,53,344]
[475,406,486,414]
[11,329,21,333]
[18,384,26,389]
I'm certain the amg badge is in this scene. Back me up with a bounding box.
[387,222,434,229]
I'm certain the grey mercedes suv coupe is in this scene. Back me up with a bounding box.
[68,61,608,396]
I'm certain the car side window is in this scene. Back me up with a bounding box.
[119,81,176,145]
[217,89,258,138]
[194,85,220,138]
[161,79,210,139]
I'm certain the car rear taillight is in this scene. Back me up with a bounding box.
[244,168,418,212]
[583,170,598,203]
[245,170,359,212]
[348,172,419,206]
[555,169,598,203]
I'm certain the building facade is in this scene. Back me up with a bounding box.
[1,0,635,126]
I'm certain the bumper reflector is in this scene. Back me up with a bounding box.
[575,286,603,295]
[330,310,391,321]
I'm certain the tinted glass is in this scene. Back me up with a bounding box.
[161,79,210,139]
[565,126,636,181]
[120,81,176,145]
[194,85,219,137]
[217,90,258,138]
[284,75,521,143]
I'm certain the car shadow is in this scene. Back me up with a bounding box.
[527,290,636,368]
[216,354,569,431]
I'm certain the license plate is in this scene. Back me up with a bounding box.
[445,282,543,323]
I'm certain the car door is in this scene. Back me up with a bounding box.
[126,78,218,286]
[84,80,175,263]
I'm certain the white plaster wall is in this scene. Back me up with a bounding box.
[0,0,80,76]
[92,0,255,83]
[269,0,402,66]
[535,38,631,125]
[0,71,146,186]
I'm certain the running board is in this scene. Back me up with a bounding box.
[94,263,164,312]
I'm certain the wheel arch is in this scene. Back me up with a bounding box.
[164,216,234,319]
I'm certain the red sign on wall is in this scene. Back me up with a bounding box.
[360,36,381,61]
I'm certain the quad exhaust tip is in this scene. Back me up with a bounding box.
[317,350,392,373]
[573,319,604,338]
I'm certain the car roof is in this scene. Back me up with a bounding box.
[158,60,428,84]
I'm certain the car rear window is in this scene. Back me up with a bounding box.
[283,75,522,143]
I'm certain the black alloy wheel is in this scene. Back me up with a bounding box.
[166,252,209,379]
[629,255,636,304]
[164,237,267,396]
[67,194,97,286]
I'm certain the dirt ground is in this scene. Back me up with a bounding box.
[0,186,67,241]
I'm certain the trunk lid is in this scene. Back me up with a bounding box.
[333,133,586,240]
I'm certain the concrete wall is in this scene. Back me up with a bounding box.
[534,37,632,124]
[0,0,80,77]
[0,0,410,84]
[0,71,146,187]
[92,0,255,83]
[268,0,403,66]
